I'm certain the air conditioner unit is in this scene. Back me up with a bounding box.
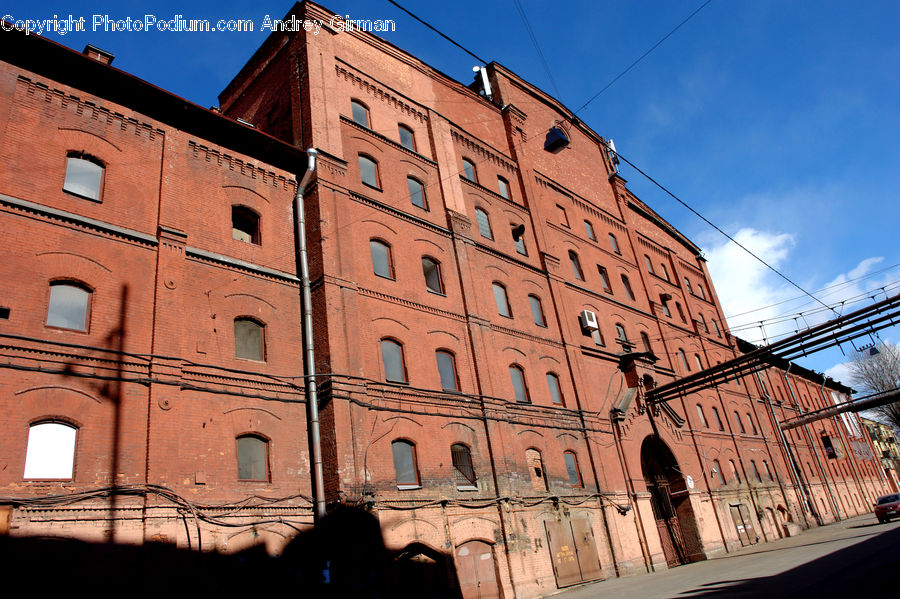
[579,310,599,331]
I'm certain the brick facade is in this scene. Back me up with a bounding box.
[0,3,889,597]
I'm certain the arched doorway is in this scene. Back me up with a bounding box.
[641,436,704,567]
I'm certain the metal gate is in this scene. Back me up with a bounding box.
[544,518,603,588]
[648,482,687,567]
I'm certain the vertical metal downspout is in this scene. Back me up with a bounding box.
[295,148,326,522]
[756,370,817,526]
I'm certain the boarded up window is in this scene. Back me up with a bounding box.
[234,318,265,361]
[526,448,547,491]
[452,443,476,487]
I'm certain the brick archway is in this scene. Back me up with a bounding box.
[641,435,704,566]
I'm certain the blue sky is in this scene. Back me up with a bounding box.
[5,0,899,386]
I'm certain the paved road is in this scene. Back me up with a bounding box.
[556,514,900,598]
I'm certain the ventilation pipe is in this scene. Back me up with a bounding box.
[295,148,326,522]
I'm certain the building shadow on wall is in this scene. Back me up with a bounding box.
[0,505,461,597]
[676,526,900,598]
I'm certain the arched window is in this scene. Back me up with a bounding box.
[735,411,746,433]
[546,372,564,406]
[232,205,260,244]
[697,283,707,300]
[63,152,104,201]
[694,354,704,370]
[398,124,415,151]
[568,250,584,281]
[609,233,620,254]
[435,350,458,391]
[392,440,419,486]
[512,223,527,255]
[237,434,269,481]
[370,239,394,279]
[526,448,548,491]
[422,256,443,293]
[591,328,605,347]
[615,323,628,343]
[381,338,407,383]
[584,220,596,240]
[697,314,709,333]
[711,406,725,431]
[492,282,511,317]
[747,413,758,435]
[475,208,493,240]
[729,460,741,484]
[358,154,379,188]
[621,274,635,300]
[462,158,477,182]
[509,365,530,403]
[763,460,773,480]
[712,459,723,484]
[684,277,693,294]
[660,263,670,281]
[678,348,690,371]
[564,451,583,487]
[46,281,91,331]
[451,443,476,487]
[234,317,265,361]
[497,176,510,199]
[696,404,708,427]
[594,267,611,294]
[712,319,722,337]
[676,302,687,323]
[351,99,369,127]
[24,421,77,479]
[408,177,427,209]
[641,332,652,354]
[557,205,570,227]
[644,255,655,275]
[528,295,546,327]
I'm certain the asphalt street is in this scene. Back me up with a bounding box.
[556,514,900,598]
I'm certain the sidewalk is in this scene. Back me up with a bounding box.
[554,513,900,598]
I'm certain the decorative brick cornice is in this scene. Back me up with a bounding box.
[187,141,296,190]
[335,61,428,123]
[450,129,518,174]
[16,75,163,140]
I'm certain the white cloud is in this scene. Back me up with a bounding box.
[704,228,797,343]
[705,228,898,347]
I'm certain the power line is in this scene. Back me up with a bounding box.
[385,0,487,64]
[512,0,563,102]
[573,0,715,114]
[608,146,835,315]
[724,262,900,319]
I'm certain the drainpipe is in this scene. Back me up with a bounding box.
[756,370,818,527]
[295,148,326,522]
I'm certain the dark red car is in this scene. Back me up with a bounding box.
[874,493,900,523]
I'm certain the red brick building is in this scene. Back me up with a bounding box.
[0,2,888,597]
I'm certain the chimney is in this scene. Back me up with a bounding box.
[82,44,114,65]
